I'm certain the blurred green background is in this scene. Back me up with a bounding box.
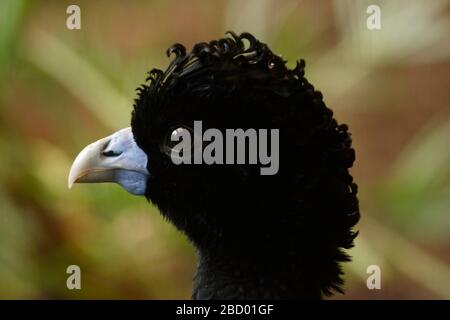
[0,0,449,299]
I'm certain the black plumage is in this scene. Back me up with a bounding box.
[130,31,359,299]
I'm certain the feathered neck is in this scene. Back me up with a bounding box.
[191,238,344,300]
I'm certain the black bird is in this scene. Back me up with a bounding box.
[68,32,360,299]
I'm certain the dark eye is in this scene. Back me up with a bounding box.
[162,126,192,157]
[168,127,189,147]
[102,150,122,157]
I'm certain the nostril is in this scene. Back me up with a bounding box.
[102,150,122,157]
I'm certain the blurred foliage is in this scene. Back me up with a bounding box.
[0,0,28,77]
[0,0,449,299]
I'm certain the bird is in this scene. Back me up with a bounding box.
[68,31,360,300]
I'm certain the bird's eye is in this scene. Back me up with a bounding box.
[162,126,192,157]
[170,127,188,144]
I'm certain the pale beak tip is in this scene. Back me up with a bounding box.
[68,173,75,189]
[68,164,79,189]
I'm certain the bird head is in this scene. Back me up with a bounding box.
[68,32,359,295]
